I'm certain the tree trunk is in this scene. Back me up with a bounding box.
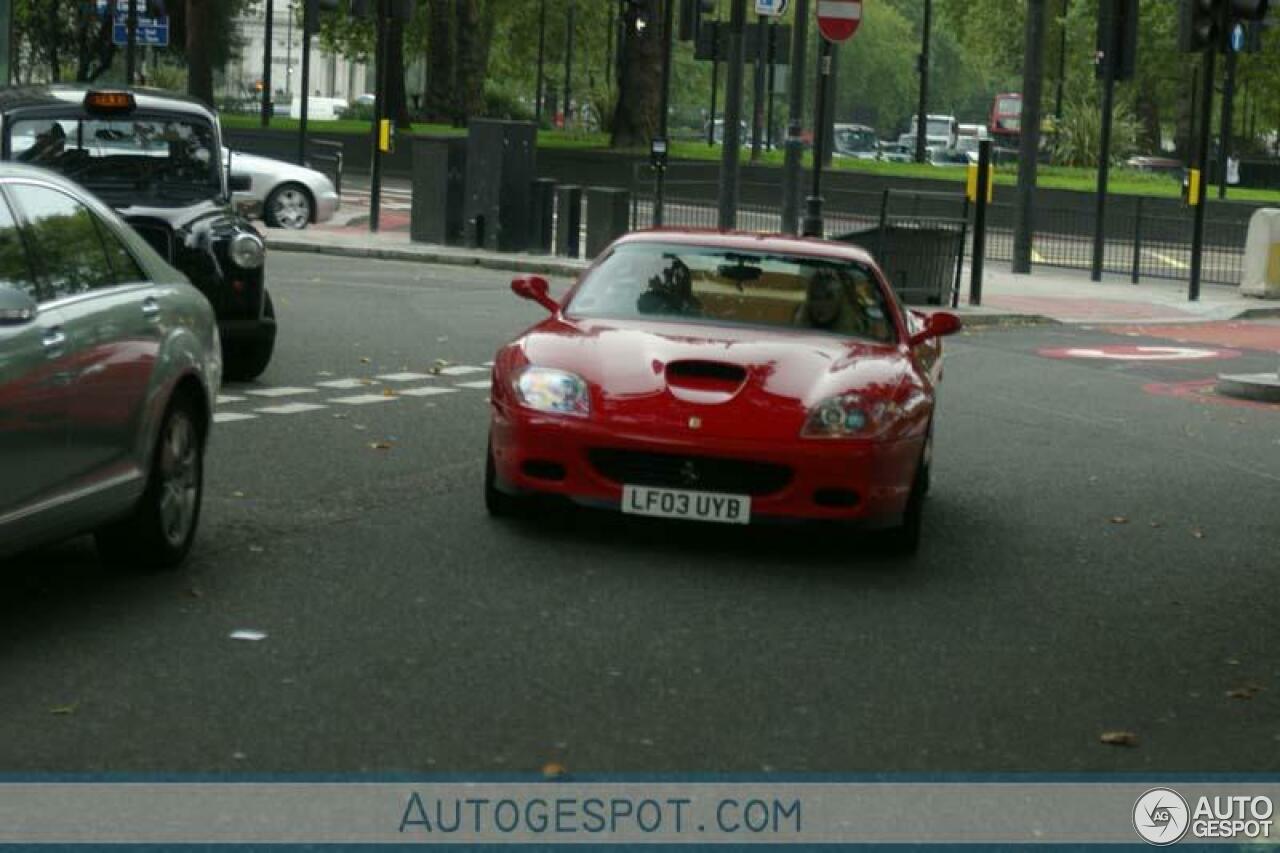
[454,0,493,124]
[610,0,662,147]
[424,0,454,122]
[186,0,214,106]
[1136,75,1161,153]
[385,17,413,128]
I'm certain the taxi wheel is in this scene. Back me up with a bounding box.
[223,293,276,382]
[484,439,524,518]
[96,392,205,571]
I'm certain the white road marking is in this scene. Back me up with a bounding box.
[437,365,488,376]
[315,378,369,389]
[214,412,257,423]
[329,394,399,405]
[244,386,319,398]
[217,394,246,404]
[399,386,459,397]
[255,402,328,414]
[377,372,435,382]
[454,380,492,390]
[1145,249,1190,270]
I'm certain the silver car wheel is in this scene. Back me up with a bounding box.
[158,411,200,548]
[269,186,312,229]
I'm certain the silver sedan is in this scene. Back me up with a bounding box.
[0,163,220,569]
[226,149,340,230]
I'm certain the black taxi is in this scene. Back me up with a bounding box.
[0,86,276,380]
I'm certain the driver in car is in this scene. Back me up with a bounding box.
[19,123,65,165]
[637,257,701,316]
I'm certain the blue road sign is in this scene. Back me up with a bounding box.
[112,18,169,45]
[1230,23,1246,52]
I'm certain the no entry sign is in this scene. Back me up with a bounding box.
[817,0,861,42]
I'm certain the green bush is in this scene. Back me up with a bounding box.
[1052,92,1139,167]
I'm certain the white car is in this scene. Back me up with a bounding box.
[225,149,340,230]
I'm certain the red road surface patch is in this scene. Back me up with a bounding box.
[1110,321,1280,353]
[1144,378,1280,411]
[1038,344,1242,361]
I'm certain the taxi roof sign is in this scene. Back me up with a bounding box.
[84,91,136,113]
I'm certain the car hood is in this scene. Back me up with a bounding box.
[507,316,914,442]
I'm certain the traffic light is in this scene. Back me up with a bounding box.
[1180,0,1269,51]
[678,0,716,41]
[1097,0,1139,80]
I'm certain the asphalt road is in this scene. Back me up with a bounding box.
[2,252,1277,774]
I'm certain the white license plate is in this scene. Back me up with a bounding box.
[621,485,751,525]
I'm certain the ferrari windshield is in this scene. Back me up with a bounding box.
[567,243,897,344]
[8,116,221,204]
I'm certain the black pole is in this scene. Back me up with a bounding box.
[822,37,838,167]
[718,0,747,230]
[1219,42,1237,199]
[126,0,137,85]
[802,39,833,238]
[535,0,546,124]
[766,20,777,151]
[655,0,675,226]
[369,0,386,234]
[914,0,932,163]
[708,12,719,146]
[563,0,575,129]
[1055,0,1068,120]
[970,139,991,306]
[780,0,809,235]
[1091,21,1117,283]
[261,0,274,127]
[1187,63,1199,160]
[1012,0,1046,274]
[298,0,313,166]
[1189,47,1215,302]
[751,14,766,162]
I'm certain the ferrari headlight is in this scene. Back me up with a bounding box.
[228,232,265,270]
[514,367,590,417]
[801,393,900,439]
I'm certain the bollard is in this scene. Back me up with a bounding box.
[410,136,467,246]
[529,178,556,254]
[555,185,583,259]
[585,187,631,258]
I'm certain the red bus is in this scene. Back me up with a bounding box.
[990,93,1021,143]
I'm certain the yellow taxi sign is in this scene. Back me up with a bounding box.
[965,162,994,204]
[378,119,393,153]
[84,91,136,113]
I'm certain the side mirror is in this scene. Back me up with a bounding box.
[908,311,962,347]
[511,275,558,313]
[0,288,38,326]
[229,174,252,192]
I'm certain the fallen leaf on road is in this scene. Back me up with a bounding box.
[353,424,367,431]
[359,357,371,364]
[1100,731,1138,747]
[541,761,567,779]
[1110,516,1129,525]
[436,336,449,343]
[232,751,248,761]
[1149,521,1162,528]
[370,441,393,450]
[187,586,203,599]
[248,545,264,553]
[1191,528,1206,539]
[1226,658,1240,666]
[49,704,77,715]
[232,490,246,498]
[332,413,348,419]
[229,630,267,642]
[382,387,397,397]
[360,378,375,385]
[1227,685,1263,700]
[316,371,334,377]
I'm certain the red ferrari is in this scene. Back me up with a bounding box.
[485,231,961,551]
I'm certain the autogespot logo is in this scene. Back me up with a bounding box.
[1134,788,1190,846]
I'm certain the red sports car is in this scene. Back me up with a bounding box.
[485,231,962,551]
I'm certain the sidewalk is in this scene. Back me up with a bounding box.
[266,220,1280,327]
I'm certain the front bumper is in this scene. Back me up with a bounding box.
[315,190,340,224]
[490,406,925,523]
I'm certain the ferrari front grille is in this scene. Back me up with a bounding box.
[588,448,792,497]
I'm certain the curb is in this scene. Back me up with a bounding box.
[266,238,590,278]
[1234,305,1280,320]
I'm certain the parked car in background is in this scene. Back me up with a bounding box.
[225,149,340,230]
[0,162,219,568]
[289,96,348,121]
[928,147,973,167]
[1125,155,1185,178]
[833,123,880,160]
[900,114,959,152]
[0,86,277,380]
[879,141,914,163]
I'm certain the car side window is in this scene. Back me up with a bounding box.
[95,220,146,284]
[0,193,38,302]
[11,184,116,300]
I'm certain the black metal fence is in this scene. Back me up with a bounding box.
[626,164,1250,288]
